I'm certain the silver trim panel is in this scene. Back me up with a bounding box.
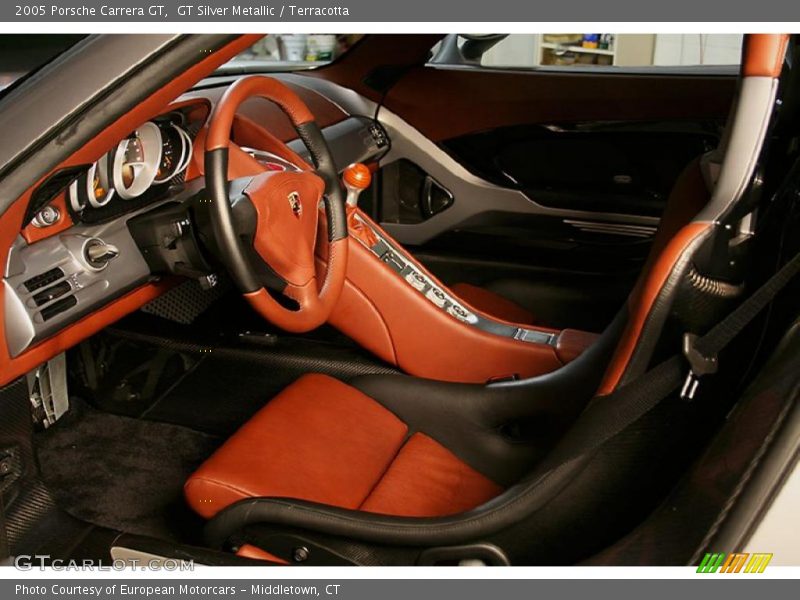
[0,182,205,358]
[699,76,779,223]
[564,219,657,239]
[3,216,151,357]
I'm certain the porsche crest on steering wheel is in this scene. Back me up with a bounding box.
[288,191,302,218]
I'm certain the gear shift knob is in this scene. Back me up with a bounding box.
[343,163,372,207]
[342,163,378,247]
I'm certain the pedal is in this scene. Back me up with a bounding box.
[27,353,69,428]
[237,331,280,347]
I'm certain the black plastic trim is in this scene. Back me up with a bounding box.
[417,543,510,566]
[205,148,260,293]
[295,121,347,242]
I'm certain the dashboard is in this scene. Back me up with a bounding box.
[2,85,387,361]
[3,103,209,358]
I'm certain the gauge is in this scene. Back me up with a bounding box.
[239,147,301,172]
[68,157,115,212]
[154,123,193,184]
[112,121,163,199]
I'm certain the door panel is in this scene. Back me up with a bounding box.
[381,65,736,141]
[443,122,718,217]
[372,65,735,330]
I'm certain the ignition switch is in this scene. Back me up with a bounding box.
[84,238,120,269]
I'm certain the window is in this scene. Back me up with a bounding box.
[430,34,743,70]
[219,34,363,73]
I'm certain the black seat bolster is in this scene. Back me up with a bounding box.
[349,310,626,485]
[204,452,589,551]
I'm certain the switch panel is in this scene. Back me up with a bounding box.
[355,217,557,348]
[3,217,151,357]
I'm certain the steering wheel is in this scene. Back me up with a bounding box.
[204,76,348,333]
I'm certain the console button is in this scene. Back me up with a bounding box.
[447,304,473,322]
[405,271,427,291]
[23,267,64,292]
[380,250,405,272]
[425,287,447,308]
[368,122,389,148]
[38,295,78,322]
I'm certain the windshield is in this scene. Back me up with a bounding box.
[0,35,361,92]
[216,35,363,74]
[0,34,85,92]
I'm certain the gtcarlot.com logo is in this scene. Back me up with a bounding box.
[696,552,773,573]
[13,554,194,571]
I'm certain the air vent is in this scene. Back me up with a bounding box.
[39,296,77,322]
[23,268,65,292]
[564,219,657,239]
[31,281,72,307]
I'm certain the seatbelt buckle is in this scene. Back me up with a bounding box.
[680,333,718,401]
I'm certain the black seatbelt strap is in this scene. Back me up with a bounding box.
[546,249,800,468]
[681,248,800,399]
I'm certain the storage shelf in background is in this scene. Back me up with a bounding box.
[540,42,616,56]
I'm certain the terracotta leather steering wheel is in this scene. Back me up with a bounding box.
[205,76,348,333]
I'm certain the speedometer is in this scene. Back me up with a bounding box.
[112,121,162,199]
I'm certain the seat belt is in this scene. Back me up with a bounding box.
[545,249,800,468]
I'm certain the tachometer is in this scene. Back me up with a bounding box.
[68,155,115,212]
[154,123,193,184]
[112,121,162,199]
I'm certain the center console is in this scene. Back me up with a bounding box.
[354,214,558,347]
[321,208,591,384]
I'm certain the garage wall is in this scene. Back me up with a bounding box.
[653,34,743,66]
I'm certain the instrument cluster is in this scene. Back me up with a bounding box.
[69,118,193,214]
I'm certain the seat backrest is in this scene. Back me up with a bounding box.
[596,34,790,396]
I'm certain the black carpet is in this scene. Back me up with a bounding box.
[34,400,220,542]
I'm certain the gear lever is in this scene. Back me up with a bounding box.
[342,163,378,248]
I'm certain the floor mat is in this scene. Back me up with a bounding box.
[141,355,289,436]
[34,399,220,542]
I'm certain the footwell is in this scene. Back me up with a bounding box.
[34,399,220,542]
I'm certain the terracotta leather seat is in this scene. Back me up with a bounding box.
[185,373,502,520]
[185,158,711,524]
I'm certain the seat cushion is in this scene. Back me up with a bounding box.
[185,374,503,519]
[360,432,502,517]
[450,282,536,325]
[184,374,409,518]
